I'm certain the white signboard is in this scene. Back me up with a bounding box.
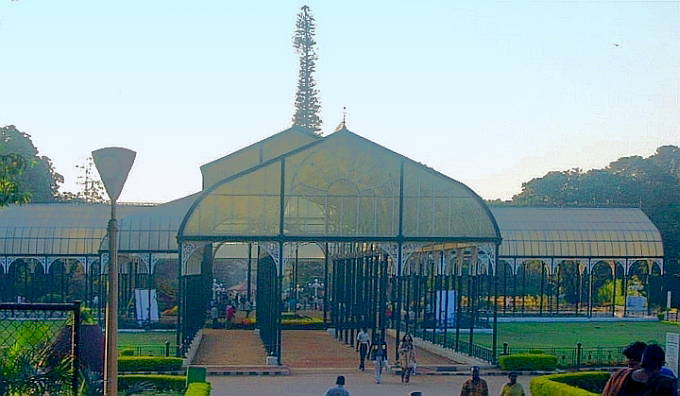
[666,333,679,377]
[435,290,457,326]
[626,296,648,313]
[134,289,160,323]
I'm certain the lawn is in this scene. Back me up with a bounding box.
[118,331,176,346]
[472,321,680,349]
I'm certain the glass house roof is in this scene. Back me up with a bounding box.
[180,128,501,242]
[0,203,148,256]
[491,207,664,258]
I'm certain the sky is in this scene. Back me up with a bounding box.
[0,1,678,203]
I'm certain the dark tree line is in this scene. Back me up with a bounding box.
[492,145,680,273]
[0,125,63,205]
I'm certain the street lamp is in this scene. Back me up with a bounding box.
[92,147,136,396]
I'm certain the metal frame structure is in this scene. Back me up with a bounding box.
[177,127,503,363]
[0,126,668,365]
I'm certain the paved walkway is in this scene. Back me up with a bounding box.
[209,372,534,395]
[283,330,359,369]
[192,329,266,365]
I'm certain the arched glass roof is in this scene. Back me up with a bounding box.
[200,126,320,189]
[180,128,501,242]
[0,203,148,256]
[491,207,663,258]
[105,193,200,252]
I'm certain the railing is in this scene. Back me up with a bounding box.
[500,343,626,369]
[118,341,177,357]
[457,340,495,363]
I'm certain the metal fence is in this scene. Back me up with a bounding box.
[118,342,176,357]
[500,343,626,369]
[0,302,81,396]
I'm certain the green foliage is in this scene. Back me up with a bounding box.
[118,356,183,372]
[597,277,643,304]
[184,382,211,396]
[498,353,557,371]
[0,152,30,206]
[291,6,322,133]
[0,323,73,395]
[530,372,610,396]
[118,375,187,391]
[0,125,63,202]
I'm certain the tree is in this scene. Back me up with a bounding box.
[0,125,63,202]
[0,152,30,206]
[74,156,106,203]
[292,5,322,133]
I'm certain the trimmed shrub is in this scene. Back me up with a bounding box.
[530,372,610,396]
[185,382,211,396]
[118,356,183,372]
[498,353,557,371]
[120,348,135,356]
[118,374,186,391]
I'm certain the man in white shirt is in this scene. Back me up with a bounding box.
[355,327,370,371]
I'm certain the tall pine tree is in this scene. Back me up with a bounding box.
[292,5,322,134]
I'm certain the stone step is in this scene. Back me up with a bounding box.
[202,365,291,376]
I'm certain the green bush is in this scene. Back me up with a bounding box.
[120,348,135,356]
[118,374,187,391]
[118,356,183,372]
[530,372,610,396]
[185,382,211,396]
[498,353,557,371]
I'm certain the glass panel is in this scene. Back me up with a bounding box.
[403,161,496,238]
[282,132,400,237]
[201,127,318,189]
[184,161,281,237]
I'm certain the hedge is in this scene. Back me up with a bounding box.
[118,374,187,391]
[185,382,211,396]
[120,348,135,356]
[118,356,183,372]
[498,353,558,371]
[530,372,611,396]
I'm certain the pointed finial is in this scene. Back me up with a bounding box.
[335,106,348,132]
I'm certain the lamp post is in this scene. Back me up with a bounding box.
[92,147,136,396]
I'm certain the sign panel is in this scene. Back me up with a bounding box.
[435,290,457,326]
[134,289,160,323]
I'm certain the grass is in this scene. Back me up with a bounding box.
[472,321,680,349]
[118,331,176,346]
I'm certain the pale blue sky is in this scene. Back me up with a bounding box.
[0,1,678,202]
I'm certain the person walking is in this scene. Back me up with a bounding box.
[210,304,219,329]
[460,366,488,396]
[355,327,371,371]
[371,333,388,384]
[325,375,350,396]
[243,300,252,318]
[399,334,416,383]
[499,372,524,396]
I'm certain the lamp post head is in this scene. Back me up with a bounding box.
[92,147,136,202]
